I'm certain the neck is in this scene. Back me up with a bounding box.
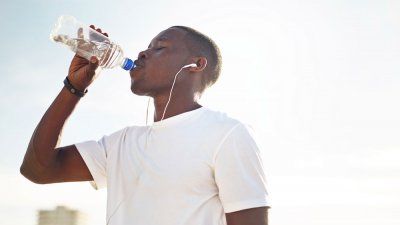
[152,92,202,122]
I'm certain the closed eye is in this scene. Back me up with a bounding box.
[156,47,165,51]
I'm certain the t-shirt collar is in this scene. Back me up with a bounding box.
[150,106,206,128]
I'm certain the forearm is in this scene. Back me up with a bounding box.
[20,86,81,181]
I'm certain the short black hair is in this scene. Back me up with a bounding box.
[171,26,222,93]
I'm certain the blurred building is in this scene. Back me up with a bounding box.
[37,205,87,225]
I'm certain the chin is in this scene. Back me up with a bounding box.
[130,83,142,95]
[130,80,148,96]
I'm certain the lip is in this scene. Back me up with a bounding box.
[134,59,145,68]
[130,66,142,80]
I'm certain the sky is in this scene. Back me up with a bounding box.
[1,0,400,224]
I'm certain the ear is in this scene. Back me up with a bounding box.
[188,57,207,72]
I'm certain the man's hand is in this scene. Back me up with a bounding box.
[67,25,109,90]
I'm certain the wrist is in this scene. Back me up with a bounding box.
[66,76,89,91]
[63,77,88,97]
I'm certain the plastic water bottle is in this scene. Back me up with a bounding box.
[50,15,135,71]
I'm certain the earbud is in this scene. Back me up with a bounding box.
[182,63,197,69]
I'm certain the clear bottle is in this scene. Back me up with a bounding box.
[50,15,135,71]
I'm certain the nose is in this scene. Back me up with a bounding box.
[138,50,148,60]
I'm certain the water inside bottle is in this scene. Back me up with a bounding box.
[52,34,124,69]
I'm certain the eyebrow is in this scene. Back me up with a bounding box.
[148,36,169,48]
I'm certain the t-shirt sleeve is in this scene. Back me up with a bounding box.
[74,127,128,190]
[214,123,271,213]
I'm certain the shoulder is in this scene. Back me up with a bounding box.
[99,125,146,144]
[200,106,256,143]
[109,124,150,136]
[200,106,244,129]
[202,107,256,134]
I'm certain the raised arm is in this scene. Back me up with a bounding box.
[20,26,108,184]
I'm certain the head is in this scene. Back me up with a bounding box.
[129,26,222,99]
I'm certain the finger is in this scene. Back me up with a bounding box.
[89,24,95,29]
[70,55,89,74]
[72,54,88,65]
[74,54,86,61]
[88,56,99,71]
[103,32,109,37]
[96,28,102,33]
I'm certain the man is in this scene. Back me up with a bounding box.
[20,25,271,225]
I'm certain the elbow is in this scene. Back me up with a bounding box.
[19,164,48,184]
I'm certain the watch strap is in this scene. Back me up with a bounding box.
[63,77,88,97]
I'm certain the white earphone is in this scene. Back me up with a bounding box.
[182,63,197,68]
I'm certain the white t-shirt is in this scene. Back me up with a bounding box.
[75,106,270,225]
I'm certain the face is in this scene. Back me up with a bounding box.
[129,27,191,96]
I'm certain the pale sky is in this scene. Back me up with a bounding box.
[1,0,399,225]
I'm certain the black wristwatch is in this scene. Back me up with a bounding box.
[63,77,88,97]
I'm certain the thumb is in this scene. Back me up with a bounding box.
[88,56,99,72]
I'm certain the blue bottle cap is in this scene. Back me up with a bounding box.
[122,58,135,71]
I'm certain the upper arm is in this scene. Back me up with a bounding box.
[41,144,93,184]
[30,127,127,186]
[226,206,269,225]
